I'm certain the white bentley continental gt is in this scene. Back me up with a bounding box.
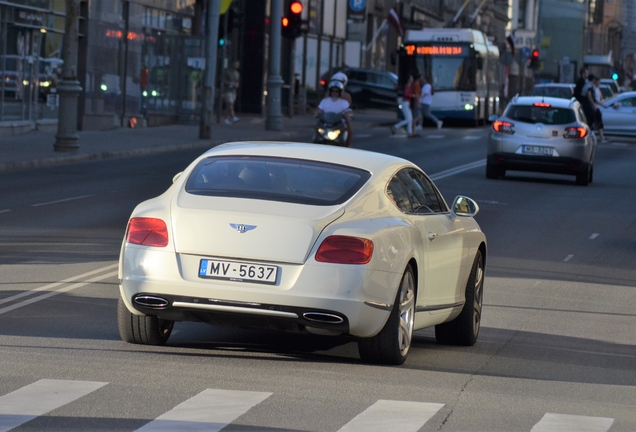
[118,142,487,365]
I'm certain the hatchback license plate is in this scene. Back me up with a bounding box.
[522,145,554,155]
[199,259,278,284]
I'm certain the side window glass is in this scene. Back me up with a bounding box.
[624,98,636,107]
[397,170,428,212]
[387,176,412,213]
[413,171,445,213]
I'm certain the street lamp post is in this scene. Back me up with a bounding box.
[266,0,283,131]
[54,0,82,152]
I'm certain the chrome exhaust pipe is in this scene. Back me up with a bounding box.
[303,312,344,324]
[133,295,169,308]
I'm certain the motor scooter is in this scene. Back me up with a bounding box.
[313,111,349,147]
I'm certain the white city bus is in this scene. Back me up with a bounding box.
[397,28,500,124]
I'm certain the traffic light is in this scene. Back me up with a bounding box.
[282,1,303,39]
[529,49,540,69]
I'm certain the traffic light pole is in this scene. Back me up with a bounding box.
[200,0,221,139]
[266,0,283,131]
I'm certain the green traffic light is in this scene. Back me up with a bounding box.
[219,38,225,46]
[612,73,618,80]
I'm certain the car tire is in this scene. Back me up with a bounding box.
[435,250,484,346]
[575,163,591,186]
[486,163,504,179]
[117,296,174,346]
[358,265,416,365]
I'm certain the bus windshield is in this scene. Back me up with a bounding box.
[399,43,476,91]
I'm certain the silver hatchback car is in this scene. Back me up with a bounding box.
[486,96,597,186]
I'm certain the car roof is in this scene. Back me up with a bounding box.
[200,142,413,174]
[510,95,575,108]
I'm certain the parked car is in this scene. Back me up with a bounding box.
[530,83,575,100]
[598,84,614,101]
[487,95,597,186]
[597,91,636,136]
[600,78,620,94]
[320,67,398,109]
[118,142,487,365]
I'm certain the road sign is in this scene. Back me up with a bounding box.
[520,46,531,59]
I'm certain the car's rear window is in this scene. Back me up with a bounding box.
[505,104,576,125]
[530,87,573,99]
[185,156,371,206]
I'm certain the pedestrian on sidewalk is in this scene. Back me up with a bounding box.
[391,75,418,138]
[592,75,609,142]
[223,60,241,125]
[420,76,443,129]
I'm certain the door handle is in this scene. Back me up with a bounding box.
[427,232,438,241]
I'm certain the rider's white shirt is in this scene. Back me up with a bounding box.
[318,97,350,113]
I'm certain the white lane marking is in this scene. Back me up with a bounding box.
[136,389,272,432]
[389,134,408,138]
[0,379,107,432]
[463,135,483,140]
[0,209,11,214]
[426,134,445,138]
[429,159,486,181]
[0,263,118,307]
[564,255,574,262]
[589,233,599,239]
[610,142,628,147]
[531,413,614,432]
[0,267,118,316]
[31,194,94,207]
[337,400,444,432]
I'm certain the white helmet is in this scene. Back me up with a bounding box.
[328,80,344,94]
[331,71,348,87]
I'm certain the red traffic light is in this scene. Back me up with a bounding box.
[282,17,289,27]
[290,1,303,14]
[532,49,539,58]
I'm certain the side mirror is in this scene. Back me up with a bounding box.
[451,196,479,217]
[172,172,183,183]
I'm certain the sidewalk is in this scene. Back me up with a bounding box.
[0,109,392,172]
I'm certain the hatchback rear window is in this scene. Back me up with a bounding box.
[185,156,371,206]
[505,104,576,125]
[530,87,573,99]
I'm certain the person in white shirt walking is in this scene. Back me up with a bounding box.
[420,76,442,129]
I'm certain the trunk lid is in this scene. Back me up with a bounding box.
[171,194,344,264]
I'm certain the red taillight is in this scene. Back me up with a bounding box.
[320,79,326,86]
[126,217,169,247]
[315,235,374,264]
[533,102,551,107]
[563,126,587,139]
[493,120,514,134]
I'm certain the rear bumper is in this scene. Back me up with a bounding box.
[487,153,590,176]
[120,247,400,338]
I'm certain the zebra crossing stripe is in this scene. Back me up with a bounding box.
[0,379,107,432]
[135,388,272,432]
[531,413,614,432]
[337,400,444,432]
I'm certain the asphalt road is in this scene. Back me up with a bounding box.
[1,124,635,431]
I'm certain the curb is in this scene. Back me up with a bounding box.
[0,130,303,172]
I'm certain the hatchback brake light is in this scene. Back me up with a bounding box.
[563,127,587,139]
[533,102,551,107]
[493,120,514,134]
[315,235,374,264]
[126,217,169,247]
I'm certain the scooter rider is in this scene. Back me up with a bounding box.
[316,80,351,117]
[315,81,351,146]
[324,72,353,147]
